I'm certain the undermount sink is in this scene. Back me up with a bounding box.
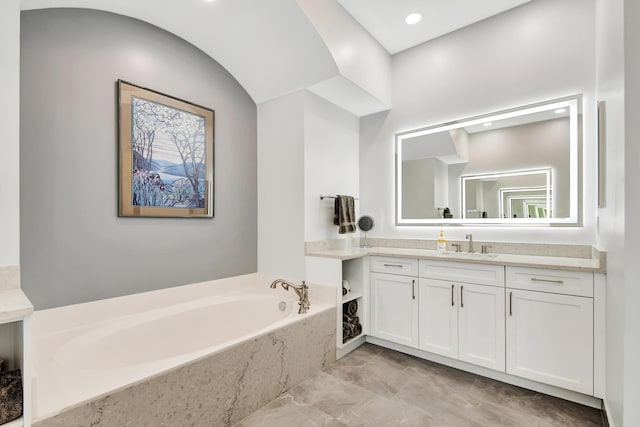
[437,251,499,259]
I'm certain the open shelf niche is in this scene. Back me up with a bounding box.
[338,257,368,350]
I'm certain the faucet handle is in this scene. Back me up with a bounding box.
[481,245,492,254]
[451,243,461,252]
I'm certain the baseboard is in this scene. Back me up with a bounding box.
[602,399,614,427]
[336,335,366,359]
[366,336,602,409]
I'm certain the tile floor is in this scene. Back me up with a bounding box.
[235,343,605,427]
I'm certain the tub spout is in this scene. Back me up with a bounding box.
[270,279,310,314]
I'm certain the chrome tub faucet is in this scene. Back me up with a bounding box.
[270,279,310,314]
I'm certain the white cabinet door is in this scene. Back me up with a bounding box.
[370,273,418,347]
[506,289,593,394]
[458,283,505,371]
[418,278,458,358]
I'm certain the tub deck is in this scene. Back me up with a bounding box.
[32,273,336,424]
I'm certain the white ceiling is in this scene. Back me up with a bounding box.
[20,0,340,105]
[20,0,533,111]
[336,0,532,54]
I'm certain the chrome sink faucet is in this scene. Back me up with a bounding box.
[270,279,310,314]
[465,234,474,253]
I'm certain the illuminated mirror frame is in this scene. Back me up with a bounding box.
[462,168,551,220]
[395,95,580,226]
[499,187,553,218]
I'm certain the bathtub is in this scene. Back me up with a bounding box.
[31,273,336,425]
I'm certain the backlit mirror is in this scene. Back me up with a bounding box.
[396,95,581,225]
[462,168,552,219]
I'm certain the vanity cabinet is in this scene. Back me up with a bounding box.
[309,246,604,403]
[419,261,505,371]
[370,257,419,347]
[505,267,594,394]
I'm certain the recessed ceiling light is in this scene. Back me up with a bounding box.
[405,13,422,25]
[483,122,493,127]
[554,108,566,114]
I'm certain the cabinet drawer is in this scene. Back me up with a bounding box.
[419,260,504,287]
[506,267,593,297]
[370,256,418,277]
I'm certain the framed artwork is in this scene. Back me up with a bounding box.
[118,80,214,217]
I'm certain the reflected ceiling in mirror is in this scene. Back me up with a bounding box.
[396,95,580,225]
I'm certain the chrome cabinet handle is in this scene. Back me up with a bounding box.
[451,284,455,306]
[384,263,403,268]
[509,291,513,316]
[460,285,464,308]
[531,278,564,284]
[412,279,415,300]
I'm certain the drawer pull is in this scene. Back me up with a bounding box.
[460,285,464,308]
[509,291,513,316]
[530,278,564,284]
[412,279,416,300]
[383,263,404,268]
[451,284,455,306]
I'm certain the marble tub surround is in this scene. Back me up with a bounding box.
[0,265,20,290]
[0,266,33,323]
[305,238,359,253]
[32,273,336,424]
[34,306,337,427]
[0,288,34,324]
[237,343,604,427]
[305,239,605,272]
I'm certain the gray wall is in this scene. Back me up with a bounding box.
[402,157,447,219]
[20,9,257,309]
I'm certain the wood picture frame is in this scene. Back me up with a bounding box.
[118,80,214,217]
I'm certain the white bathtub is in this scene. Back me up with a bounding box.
[31,273,335,422]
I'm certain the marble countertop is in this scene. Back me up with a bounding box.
[306,246,604,273]
[0,288,34,324]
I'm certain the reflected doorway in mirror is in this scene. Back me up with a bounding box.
[461,168,552,219]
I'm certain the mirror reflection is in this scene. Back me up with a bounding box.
[396,95,580,225]
[462,168,552,219]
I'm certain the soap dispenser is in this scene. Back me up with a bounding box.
[437,230,447,252]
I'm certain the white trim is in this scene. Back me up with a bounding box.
[603,399,616,427]
[593,273,606,399]
[22,315,32,427]
[337,334,366,359]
